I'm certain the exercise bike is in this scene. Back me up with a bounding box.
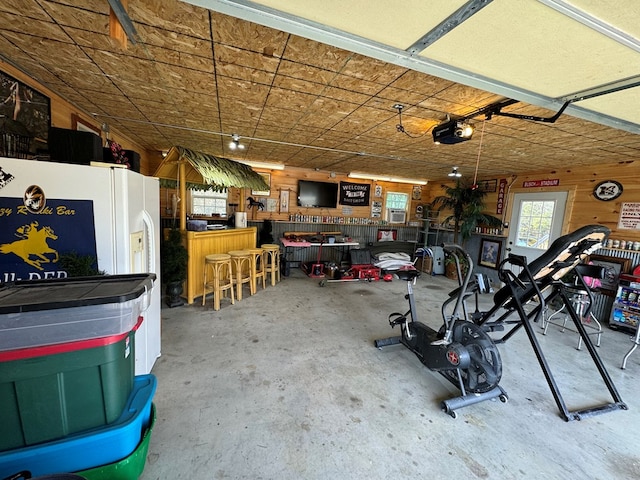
[375,245,507,418]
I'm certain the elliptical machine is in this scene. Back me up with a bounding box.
[375,245,507,418]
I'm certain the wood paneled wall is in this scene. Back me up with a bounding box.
[161,161,640,245]
[0,61,154,175]
[428,162,640,242]
[233,166,415,222]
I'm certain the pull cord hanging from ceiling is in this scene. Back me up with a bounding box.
[471,119,486,189]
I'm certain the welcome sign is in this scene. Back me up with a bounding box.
[0,196,97,282]
[339,181,370,206]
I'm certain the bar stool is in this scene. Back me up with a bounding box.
[542,263,605,350]
[248,247,266,293]
[229,250,253,300]
[202,253,234,311]
[261,244,281,286]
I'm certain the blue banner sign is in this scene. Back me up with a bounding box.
[0,196,97,282]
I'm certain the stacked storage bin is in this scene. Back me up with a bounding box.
[0,274,157,480]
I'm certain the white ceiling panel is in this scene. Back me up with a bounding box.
[249,0,469,50]
[575,86,640,126]
[418,0,640,98]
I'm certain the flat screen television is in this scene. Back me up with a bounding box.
[297,180,338,208]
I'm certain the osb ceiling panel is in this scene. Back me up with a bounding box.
[0,0,639,182]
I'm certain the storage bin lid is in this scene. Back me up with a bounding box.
[0,273,155,314]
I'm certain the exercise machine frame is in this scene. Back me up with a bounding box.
[375,245,507,418]
[475,224,626,421]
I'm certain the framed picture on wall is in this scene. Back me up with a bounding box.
[479,238,501,269]
[71,113,101,137]
[279,189,289,213]
[252,173,270,196]
[588,254,630,292]
[0,70,51,144]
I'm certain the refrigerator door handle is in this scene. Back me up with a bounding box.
[142,209,156,274]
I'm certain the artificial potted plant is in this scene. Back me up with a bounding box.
[431,179,502,280]
[444,253,470,281]
[161,228,188,307]
[430,179,503,245]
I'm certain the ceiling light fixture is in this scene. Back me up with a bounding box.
[432,119,474,144]
[448,167,462,178]
[348,172,427,185]
[235,159,285,171]
[229,133,245,150]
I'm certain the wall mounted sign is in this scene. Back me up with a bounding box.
[371,200,382,218]
[593,180,623,201]
[478,179,497,193]
[0,196,97,282]
[339,181,370,206]
[522,179,560,188]
[618,202,640,230]
[496,178,507,215]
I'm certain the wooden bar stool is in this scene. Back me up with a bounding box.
[261,244,281,286]
[248,247,266,293]
[202,253,234,311]
[229,249,253,300]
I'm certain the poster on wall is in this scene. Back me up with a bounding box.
[0,70,51,145]
[339,181,370,206]
[371,200,382,218]
[0,196,98,282]
[618,202,640,230]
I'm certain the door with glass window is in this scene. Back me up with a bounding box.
[506,191,568,269]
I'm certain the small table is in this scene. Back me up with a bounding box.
[280,237,360,269]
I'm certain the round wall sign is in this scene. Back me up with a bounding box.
[593,180,623,201]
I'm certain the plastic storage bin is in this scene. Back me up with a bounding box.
[0,274,155,352]
[0,374,156,478]
[77,404,156,480]
[0,328,137,451]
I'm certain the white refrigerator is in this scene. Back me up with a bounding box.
[0,156,161,374]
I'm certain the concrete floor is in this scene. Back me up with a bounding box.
[141,269,640,480]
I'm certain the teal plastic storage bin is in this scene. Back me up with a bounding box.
[0,374,156,478]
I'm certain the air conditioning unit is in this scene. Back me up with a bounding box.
[388,209,407,224]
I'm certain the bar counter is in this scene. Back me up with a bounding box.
[184,227,257,304]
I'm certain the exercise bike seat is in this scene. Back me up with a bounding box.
[395,266,420,282]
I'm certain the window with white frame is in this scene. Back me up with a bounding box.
[191,189,228,216]
[385,191,409,211]
[385,192,409,221]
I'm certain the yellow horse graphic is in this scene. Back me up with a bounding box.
[0,221,59,270]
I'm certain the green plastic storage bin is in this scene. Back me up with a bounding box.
[0,329,135,451]
[77,404,156,480]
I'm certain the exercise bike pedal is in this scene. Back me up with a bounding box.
[388,312,407,327]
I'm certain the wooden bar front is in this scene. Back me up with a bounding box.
[184,227,257,304]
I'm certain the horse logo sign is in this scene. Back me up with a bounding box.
[0,186,98,281]
[0,221,59,270]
